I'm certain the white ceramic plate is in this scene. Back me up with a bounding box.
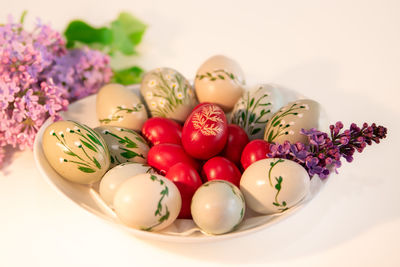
[33,84,328,243]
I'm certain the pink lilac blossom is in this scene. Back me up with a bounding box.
[46,47,113,101]
[0,18,112,167]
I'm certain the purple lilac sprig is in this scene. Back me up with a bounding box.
[0,17,112,167]
[45,47,113,101]
[268,122,387,179]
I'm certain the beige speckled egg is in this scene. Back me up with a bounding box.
[264,99,320,144]
[195,55,245,112]
[99,162,155,207]
[191,180,245,235]
[240,158,310,215]
[96,83,148,131]
[42,120,110,184]
[94,125,149,167]
[230,84,285,140]
[113,173,181,231]
[141,68,198,123]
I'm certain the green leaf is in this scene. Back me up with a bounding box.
[117,12,147,44]
[80,139,97,152]
[272,202,280,206]
[64,150,76,156]
[282,201,287,206]
[161,186,169,196]
[78,166,95,173]
[259,103,271,106]
[249,98,255,107]
[64,20,112,48]
[110,12,147,55]
[112,66,144,85]
[241,111,245,122]
[93,157,101,169]
[267,130,274,142]
[159,207,170,222]
[273,120,281,127]
[87,133,103,147]
[20,10,28,24]
[275,184,281,190]
[110,20,134,55]
[217,75,225,80]
[251,128,261,135]
[120,136,138,148]
[249,113,256,124]
[120,149,139,159]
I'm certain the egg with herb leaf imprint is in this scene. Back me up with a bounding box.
[42,120,110,184]
[96,83,148,131]
[240,158,310,215]
[195,55,245,112]
[264,99,320,144]
[141,67,198,123]
[94,125,149,167]
[100,162,155,207]
[230,84,284,140]
[113,173,181,231]
[182,103,228,160]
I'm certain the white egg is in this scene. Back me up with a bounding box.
[264,99,320,144]
[230,84,285,140]
[140,68,198,123]
[240,158,310,215]
[96,83,148,131]
[99,163,155,207]
[113,173,181,231]
[195,55,245,112]
[94,125,150,167]
[191,180,245,235]
[42,120,110,184]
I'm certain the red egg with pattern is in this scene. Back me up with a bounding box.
[182,103,228,160]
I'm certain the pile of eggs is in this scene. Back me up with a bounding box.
[42,55,320,235]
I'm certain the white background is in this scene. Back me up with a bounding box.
[1,0,399,266]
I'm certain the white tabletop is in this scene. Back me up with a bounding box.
[1,0,399,266]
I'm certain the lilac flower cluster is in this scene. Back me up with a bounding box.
[0,18,112,167]
[268,122,387,179]
[47,47,113,101]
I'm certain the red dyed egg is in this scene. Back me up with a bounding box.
[142,117,182,146]
[147,143,200,175]
[182,103,228,160]
[202,156,242,187]
[240,139,271,170]
[166,163,203,219]
[220,124,249,165]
